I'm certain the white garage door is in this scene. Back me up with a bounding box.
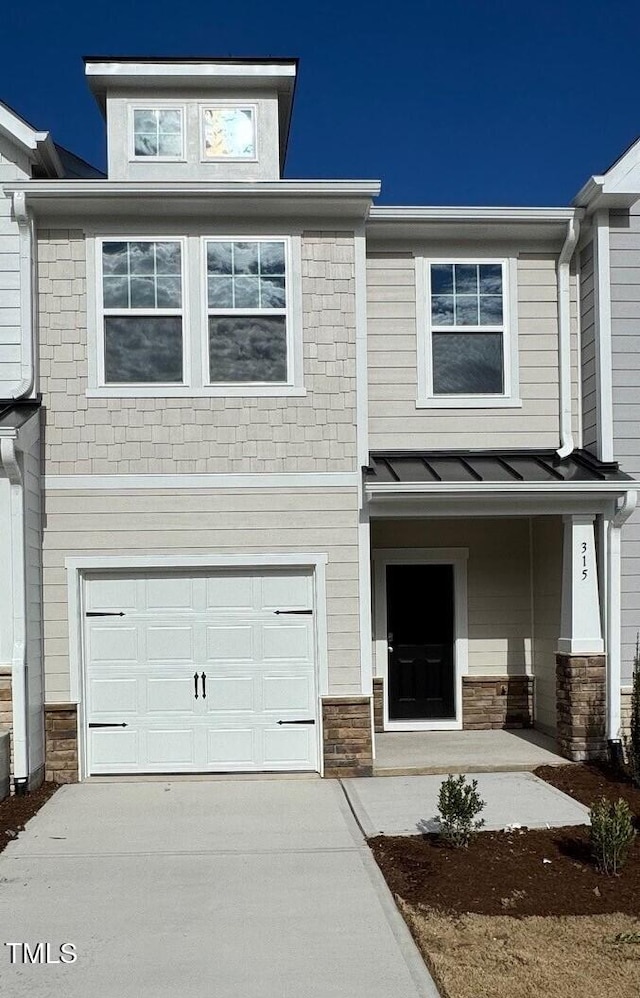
[84,568,319,775]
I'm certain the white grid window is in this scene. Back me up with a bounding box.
[100,240,184,385]
[132,109,183,159]
[206,239,289,384]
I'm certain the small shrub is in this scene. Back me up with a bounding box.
[436,774,486,848]
[625,635,640,788]
[589,796,636,875]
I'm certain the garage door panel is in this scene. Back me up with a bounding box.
[207,728,255,766]
[206,677,255,712]
[263,675,313,712]
[260,572,312,611]
[263,727,315,767]
[206,625,254,661]
[88,677,138,714]
[145,576,195,611]
[91,729,139,769]
[206,574,254,611]
[146,626,194,662]
[87,577,138,612]
[146,677,196,713]
[88,626,138,663]
[262,622,311,661]
[146,728,197,766]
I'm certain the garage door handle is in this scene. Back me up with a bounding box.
[194,672,199,699]
[88,722,128,728]
[277,719,315,725]
[201,672,206,699]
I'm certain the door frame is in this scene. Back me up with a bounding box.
[373,548,469,731]
[66,553,329,780]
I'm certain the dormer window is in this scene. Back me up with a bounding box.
[131,108,184,159]
[201,105,256,160]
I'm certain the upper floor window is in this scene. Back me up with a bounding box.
[201,105,256,160]
[206,239,288,384]
[417,258,519,408]
[100,240,185,385]
[131,108,184,160]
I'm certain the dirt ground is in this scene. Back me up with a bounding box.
[536,762,640,821]
[0,782,57,855]
[401,905,640,998]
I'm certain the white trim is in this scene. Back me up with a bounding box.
[372,548,469,731]
[416,257,518,406]
[4,180,381,198]
[45,472,359,491]
[85,60,297,81]
[12,193,36,398]
[355,225,373,698]
[367,481,634,497]
[556,216,580,457]
[199,102,258,164]
[66,552,329,778]
[128,104,186,163]
[593,211,614,462]
[369,206,579,223]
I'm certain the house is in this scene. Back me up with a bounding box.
[0,57,636,790]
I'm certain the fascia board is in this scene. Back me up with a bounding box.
[368,206,578,222]
[0,105,39,156]
[366,482,634,497]
[2,180,381,198]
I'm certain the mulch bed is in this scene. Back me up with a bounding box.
[0,782,58,855]
[535,763,640,821]
[370,825,640,917]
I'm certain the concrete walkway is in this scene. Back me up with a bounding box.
[342,771,590,838]
[0,780,438,998]
[374,729,568,776]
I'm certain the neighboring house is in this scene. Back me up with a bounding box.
[0,57,637,789]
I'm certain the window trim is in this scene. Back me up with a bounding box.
[94,236,189,390]
[199,101,259,164]
[128,104,186,163]
[415,255,521,409]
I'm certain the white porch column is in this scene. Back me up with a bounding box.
[558,514,604,654]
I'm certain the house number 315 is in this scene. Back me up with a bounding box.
[581,541,588,580]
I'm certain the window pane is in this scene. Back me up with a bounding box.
[431,295,455,325]
[455,296,479,325]
[155,242,181,275]
[134,134,157,156]
[207,242,233,275]
[259,276,286,308]
[129,277,155,308]
[260,242,286,275]
[133,109,157,132]
[102,243,128,276]
[233,242,259,274]
[208,276,233,308]
[479,295,503,325]
[479,264,502,294]
[209,316,287,382]
[431,264,453,295]
[103,276,129,309]
[129,243,155,275]
[454,264,478,294]
[159,110,181,133]
[104,317,183,383]
[432,332,503,394]
[203,106,255,159]
[234,276,260,308]
[158,134,182,157]
[156,277,182,309]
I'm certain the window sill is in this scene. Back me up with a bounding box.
[86,385,307,399]
[416,396,523,410]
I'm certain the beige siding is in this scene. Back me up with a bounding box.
[42,487,361,702]
[24,423,45,775]
[0,134,30,395]
[366,250,580,450]
[371,518,532,676]
[531,516,562,735]
[580,239,597,451]
[38,229,357,475]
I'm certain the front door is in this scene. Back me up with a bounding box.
[386,564,455,721]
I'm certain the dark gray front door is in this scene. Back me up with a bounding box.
[386,564,455,721]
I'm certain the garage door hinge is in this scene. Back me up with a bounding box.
[88,722,128,728]
[274,609,313,615]
[277,719,315,725]
[86,611,125,617]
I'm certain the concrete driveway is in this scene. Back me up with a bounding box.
[0,779,438,997]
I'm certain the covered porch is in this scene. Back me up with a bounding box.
[365,448,637,766]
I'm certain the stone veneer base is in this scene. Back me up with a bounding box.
[556,653,606,762]
[462,676,533,730]
[0,672,12,772]
[322,697,373,778]
[45,704,79,784]
[373,677,384,733]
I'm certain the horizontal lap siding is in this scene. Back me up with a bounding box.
[580,240,597,451]
[367,251,571,450]
[38,230,357,475]
[371,518,532,676]
[610,206,640,681]
[531,516,562,734]
[0,136,29,394]
[42,487,361,701]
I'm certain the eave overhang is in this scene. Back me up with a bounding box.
[366,206,582,244]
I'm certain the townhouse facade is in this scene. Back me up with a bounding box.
[0,57,637,790]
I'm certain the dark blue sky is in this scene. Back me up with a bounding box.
[3,0,640,205]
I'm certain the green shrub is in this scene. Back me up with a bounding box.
[589,797,636,875]
[625,635,640,788]
[436,774,486,848]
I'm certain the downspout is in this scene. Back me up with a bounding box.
[556,214,581,458]
[606,489,638,740]
[0,435,29,792]
[10,191,36,400]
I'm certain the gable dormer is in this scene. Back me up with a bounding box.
[84,57,297,182]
